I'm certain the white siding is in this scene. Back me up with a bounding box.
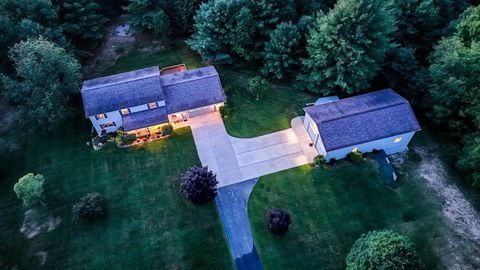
[89,110,123,134]
[304,113,326,156]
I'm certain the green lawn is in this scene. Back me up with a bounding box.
[0,117,233,269]
[99,40,317,138]
[248,147,445,269]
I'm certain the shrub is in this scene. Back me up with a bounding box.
[72,193,105,222]
[114,46,126,54]
[219,105,229,118]
[267,208,291,237]
[180,166,218,205]
[346,230,423,269]
[312,155,326,167]
[347,151,364,163]
[14,173,45,207]
[161,124,173,136]
[115,129,137,145]
[246,76,269,100]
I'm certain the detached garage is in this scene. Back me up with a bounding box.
[303,89,421,161]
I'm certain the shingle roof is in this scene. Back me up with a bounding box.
[304,89,421,151]
[81,66,164,117]
[161,66,226,114]
[122,107,168,131]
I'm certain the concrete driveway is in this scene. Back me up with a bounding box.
[189,113,317,187]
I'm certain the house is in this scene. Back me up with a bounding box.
[303,89,421,160]
[81,65,226,136]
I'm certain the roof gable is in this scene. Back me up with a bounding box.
[304,89,421,151]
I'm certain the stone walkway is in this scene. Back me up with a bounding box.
[189,113,317,187]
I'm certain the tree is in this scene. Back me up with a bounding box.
[0,0,68,67]
[57,0,109,57]
[188,0,255,62]
[1,37,82,130]
[124,0,170,38]
[72,193,105,222]
[247,76,270,100]
[180,166,218,205]
[296,0,396,95]
[247,0,297,59]
[457,134,480,188]
[346,230,422,269]
[13,173,45,207]
[295,0,336,15]
[266,208,291,236]
[165,0,203,35]
[262,22,302,80]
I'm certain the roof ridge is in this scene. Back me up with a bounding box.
[161,73,217,87]
[319,101,408,124]
[82,75,161,92]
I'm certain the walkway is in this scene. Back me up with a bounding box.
[189,113,317,187]
[215,178,263,270]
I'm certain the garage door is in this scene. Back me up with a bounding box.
[188,105,215,118]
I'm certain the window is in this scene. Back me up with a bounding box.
[100,122,116,129]
[148,102,158,109]
[120,108,130,115]
[394,137,402,143]
[95,114,107,120]
[352,147,358,152]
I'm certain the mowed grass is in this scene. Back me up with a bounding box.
[0,118,233,269]
[248,158,444,269]
[99,40,317,138]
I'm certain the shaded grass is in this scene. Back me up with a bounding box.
[0,117,233,269]
[98,41,317,138]
[248,157,444,269]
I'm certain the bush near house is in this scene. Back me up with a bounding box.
[346,230,423,270]
[180,166,218,205]
[347,151,364,163]
[115,129,137,145]
[267,208,291,237]
[219,105,229,118]
[161,124,174,136]
[312,155,326,167]
[72,192,105,222]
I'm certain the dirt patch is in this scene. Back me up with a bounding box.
[84,16,166,78]
[20,208,61,239]
[391,145,480,270]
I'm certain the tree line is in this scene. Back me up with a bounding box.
[186,0,480,188]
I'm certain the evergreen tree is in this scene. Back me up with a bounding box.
[247,0,297,59]
[1,37,82,130]
[165,0,203,35]
[188,0,255,62]
[125,0,170,38]
[297,0,396,95]
[262,22,302,79]
[58,0,109,57]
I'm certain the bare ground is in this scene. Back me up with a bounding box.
[392,143,480,270]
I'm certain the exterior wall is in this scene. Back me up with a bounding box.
[89,110,123,135]
[304,113,326,156]
[325,131,416,160]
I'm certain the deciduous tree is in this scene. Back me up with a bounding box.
[14,173,45,207]
[1,37,82,130]
[346,230,423,269]
[180,166,218,205]
[125,0,170,38]
[266,208,291,236]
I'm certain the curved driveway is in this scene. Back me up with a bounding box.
[189,113,317,187]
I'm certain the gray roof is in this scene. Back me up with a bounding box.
[122,107,168,131]
[304,89,421,151]
[81,66,164,117]
[161,66,226,114]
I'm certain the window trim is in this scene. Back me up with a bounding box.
[148,102,158,109]
[100,121,116,129]
[95,113,107,120]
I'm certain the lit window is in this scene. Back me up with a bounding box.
[95,114,107,120]
[100,122,116,129]
[120,108,130,115]
[352,147,358,152]
[148,102,158,109]
[394,137,402,143]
